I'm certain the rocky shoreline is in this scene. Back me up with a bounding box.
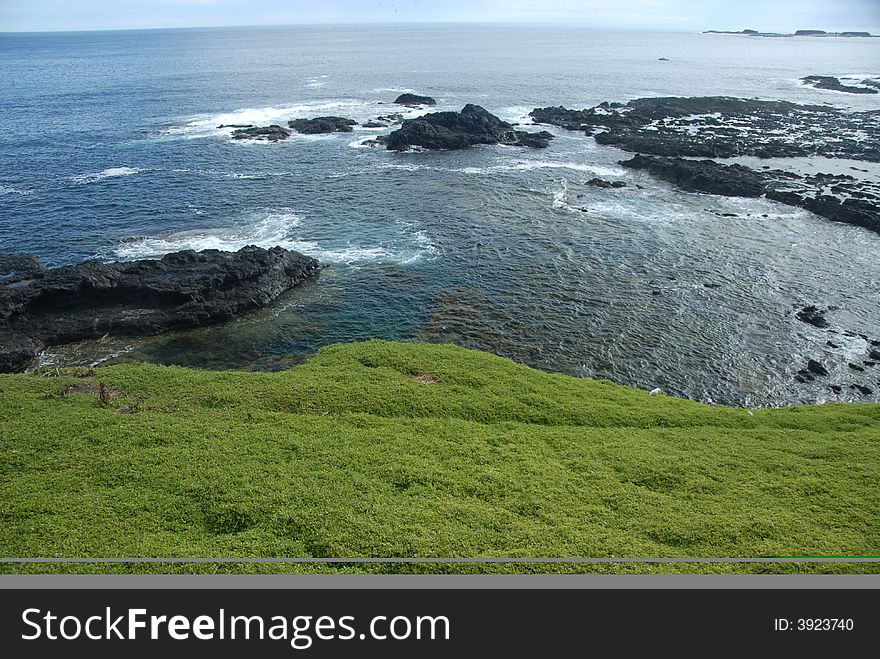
[529,96,880,235]
[0,246,320,373]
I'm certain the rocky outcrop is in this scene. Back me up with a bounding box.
[530,96,880,162]
[764,189,880,234]
[620,155,766,196]
[801,75,878,94]
[231,125,292,141]
[620,154,880,234]
[393,93,437,106]
[585,178,626,189]
[288,117,358,134]
[385,104,554,151]
[0,246,320,372]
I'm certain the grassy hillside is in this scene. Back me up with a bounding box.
[1,340,878,574]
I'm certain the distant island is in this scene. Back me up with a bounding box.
[705,29,876,38]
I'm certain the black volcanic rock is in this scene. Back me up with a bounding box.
[393,93,437,106]
[764,190,880,234]
[231,125,292,141]
[0,246,320,373]
[288,116,358,134]
[619,154,880,234]
[529,96,880,162]
[0,254,42,283]
[511,130,555,148]
[385,104,555,151]
[585,178,626,188]
[796,305,829,328]
[529,106,598,132]
[802,75,878,94]
[806,359,829,377]
[620,155,766,196]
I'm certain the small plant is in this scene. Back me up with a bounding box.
[98,382,111,406]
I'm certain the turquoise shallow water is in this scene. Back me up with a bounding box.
[1,24,879,406]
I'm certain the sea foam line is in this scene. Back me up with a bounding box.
[69,167,144,185]
[111,209,438,267]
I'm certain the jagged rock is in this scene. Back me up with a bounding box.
[0,254,42,283]
[585,178,626,188]
[0,246,320,373]
[511,130,554,149]
[385,104,555,151]
[231,125,291,141]
[529,96,880,162]
[620,154,880,234]
[620,155,766,196]
[377,113,405,124]
[288,117,358,134]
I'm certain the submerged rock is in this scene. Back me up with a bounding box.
[385,104,555,151]
[796,305,829,328]
[231,125,292,141]
[0,246,320,373]
[288,116,358,134]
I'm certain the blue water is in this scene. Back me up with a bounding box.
[1,24,879,406]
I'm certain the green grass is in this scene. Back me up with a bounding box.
[1,339,878,574]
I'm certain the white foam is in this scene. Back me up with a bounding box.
[162,100,374,140]
[114,211,302,259]
[0,185,33,195]
[69,167,143,184]
[468,161,625,176]
[376,160,625,177]
[305,75,329,88]
[551,181,578,212]
[170,168,294,178]
[497,106,534,123]
[347,137,378,149]
[112,209,437,266]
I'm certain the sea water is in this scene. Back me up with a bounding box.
[1,24,879,406]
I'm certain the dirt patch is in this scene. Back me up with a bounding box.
[60,382,126,405]
[409,374,438,385]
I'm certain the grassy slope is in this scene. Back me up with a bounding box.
[0,340,878,574]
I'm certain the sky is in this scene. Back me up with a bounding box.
[1,0,879,33]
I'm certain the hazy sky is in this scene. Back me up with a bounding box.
[1,0,879,33]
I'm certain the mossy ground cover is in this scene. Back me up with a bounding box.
[1,340,877,574]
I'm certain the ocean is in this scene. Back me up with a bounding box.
[1,24,879,407]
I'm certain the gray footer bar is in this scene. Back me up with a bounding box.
[1,575,879,589]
